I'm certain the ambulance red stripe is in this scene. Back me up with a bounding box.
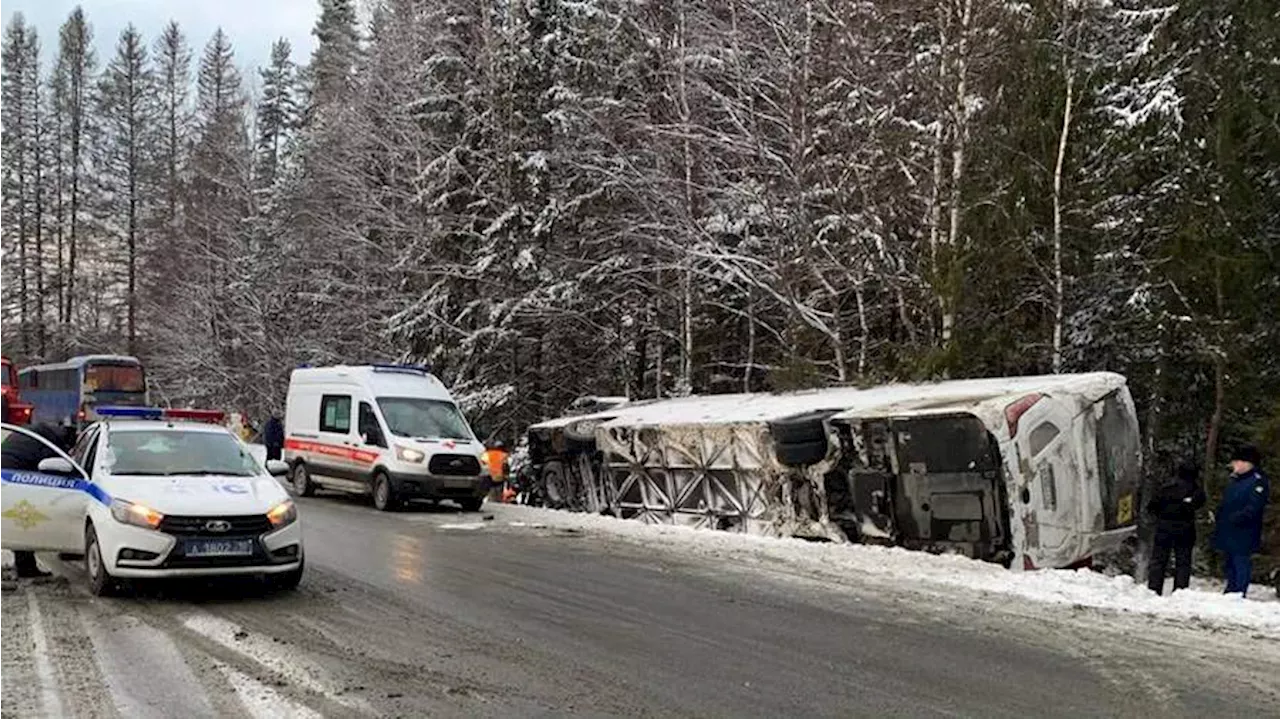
[284,438,379,465]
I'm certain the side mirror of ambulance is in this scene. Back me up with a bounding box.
[265,459,290,477]
[37,456,80,477]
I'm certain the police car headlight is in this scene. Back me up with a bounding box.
[395,445,425,463]
[111,499,164,529]
[267,500,297,528]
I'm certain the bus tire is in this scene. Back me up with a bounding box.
[768,411,837,445]
[775,438,829,467]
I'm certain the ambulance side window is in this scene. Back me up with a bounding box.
[320,395,352,434]
[358,403,384,447]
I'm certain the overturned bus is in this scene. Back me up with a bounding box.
[524,373,1141,570]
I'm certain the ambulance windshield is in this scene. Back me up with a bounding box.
[376,397,472,441]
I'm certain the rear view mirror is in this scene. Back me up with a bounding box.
[265,459,289,477]
[37,456,79,476]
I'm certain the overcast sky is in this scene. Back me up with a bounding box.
[4,0,321,81]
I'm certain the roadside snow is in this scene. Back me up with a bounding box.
[495,505,1280,636]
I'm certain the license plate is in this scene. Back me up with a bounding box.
[443,478,476,489]
[184,539,254,557]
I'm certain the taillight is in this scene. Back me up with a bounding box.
[1004,393,1044,438]
[11,404,33,425]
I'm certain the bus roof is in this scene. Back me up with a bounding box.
[18,355,143,374]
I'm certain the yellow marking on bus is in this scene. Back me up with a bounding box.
[1116,493,1133,525]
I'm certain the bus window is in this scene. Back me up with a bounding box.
[84,364,145,393]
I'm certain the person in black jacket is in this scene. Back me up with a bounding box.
[1146,460,1207,595]
[1,424,72,578]
[263,412,285,462]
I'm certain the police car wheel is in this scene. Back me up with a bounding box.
[290,463,315,497]
[373,473,398,512]
[85,525,117,597]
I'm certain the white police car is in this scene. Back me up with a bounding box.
[1,407,303,596]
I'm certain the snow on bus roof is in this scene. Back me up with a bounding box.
[532,373,1125,430]
[19,354,142,373]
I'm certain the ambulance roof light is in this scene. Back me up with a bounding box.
[370,363,432,375]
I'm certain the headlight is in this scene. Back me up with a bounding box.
[395,444,425,463]
[111,499,164,529]
[267,500,297,528]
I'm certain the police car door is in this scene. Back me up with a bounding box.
[1,423,95,553]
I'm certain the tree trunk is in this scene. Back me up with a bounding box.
[942,0,973,347]
[744,288,756,392]
[1051,0,1075,375]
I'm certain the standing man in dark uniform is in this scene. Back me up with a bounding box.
[263,411,285,462]
[1213,445,1270,596]
[1,424,71,578]
[1146,460,1205,595]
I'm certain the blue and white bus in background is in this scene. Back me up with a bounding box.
[18,355,149,429]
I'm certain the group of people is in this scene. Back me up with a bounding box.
[1146,444,1271,597]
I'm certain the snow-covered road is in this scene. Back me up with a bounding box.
[4,493,1278,717]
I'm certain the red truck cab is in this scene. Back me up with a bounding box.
[1,356,34,425]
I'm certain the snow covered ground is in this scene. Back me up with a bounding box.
[246,443,1278,636]
[486,503,1280,637]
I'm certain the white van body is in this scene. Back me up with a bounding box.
[284,365,488,511]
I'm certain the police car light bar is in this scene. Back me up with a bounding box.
[95,406,227,424]
[163,408,227,424]
[96,406,164,420]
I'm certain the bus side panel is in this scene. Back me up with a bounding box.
[20,368,83,426]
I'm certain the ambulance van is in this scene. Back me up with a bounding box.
[284,364,488,511]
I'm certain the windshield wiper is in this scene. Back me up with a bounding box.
[167,470,255,477]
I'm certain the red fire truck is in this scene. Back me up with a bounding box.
[1,355,34,425]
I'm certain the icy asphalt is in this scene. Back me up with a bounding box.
[3,496,1279,718]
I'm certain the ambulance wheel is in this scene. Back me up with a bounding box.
[290,462,315,497]
[458,497,483,513]
[372,472,399,512]
[85,525,117,597]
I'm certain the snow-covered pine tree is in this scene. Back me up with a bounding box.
[1,15,40,354]
[49,7,97,339]
[254,39,298,192]
[97,24,156,354]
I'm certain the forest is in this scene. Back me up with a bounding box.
[2,0,1277,484]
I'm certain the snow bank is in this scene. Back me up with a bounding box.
[498,505,1280,636]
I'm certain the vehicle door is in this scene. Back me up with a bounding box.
[1,423,96,552]
[1012,396,1081,557]
[356,401,388,478]
[316,393,359,487]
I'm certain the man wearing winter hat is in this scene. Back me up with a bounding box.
[1212,445,1271,596]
